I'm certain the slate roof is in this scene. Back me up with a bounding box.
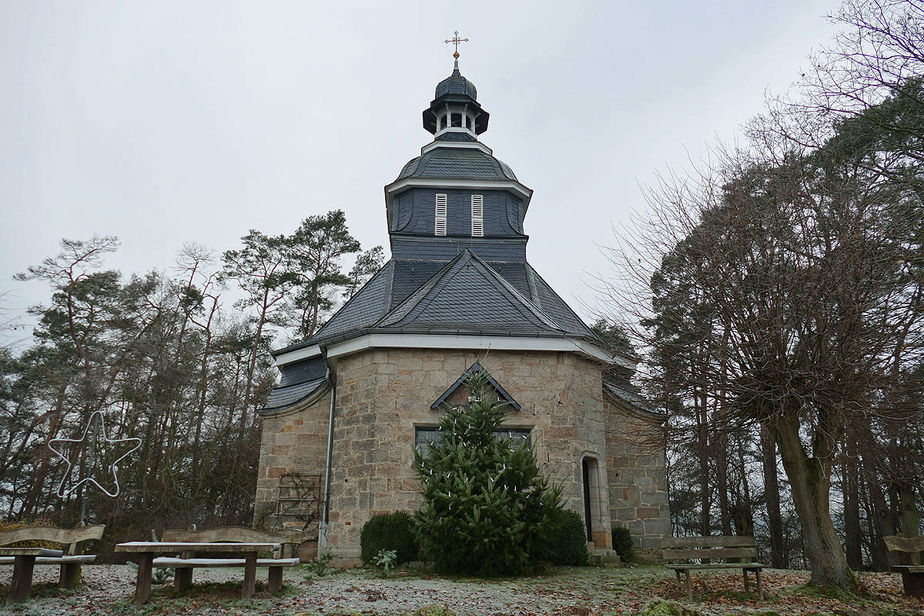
[435,64,478,99]
[397,147,518,182]
[274,249,599,356]
[262,377,326,413]
[377,251,561,333]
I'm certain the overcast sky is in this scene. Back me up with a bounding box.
[1,1,839,345]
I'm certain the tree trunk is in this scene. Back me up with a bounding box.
[776,419,855,588]
[697,392,711,536]
[856,423,895,569]
[843,431,863,569]
[716,431,732,535]
[760,423,786,568]
[900,483,919,538]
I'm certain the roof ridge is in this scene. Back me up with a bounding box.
[524,262,597,338]
[304,260,396,344]
[376,251,474,327]
[465,253,563,332]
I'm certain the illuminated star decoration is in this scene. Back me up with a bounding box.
[48,411,142,498]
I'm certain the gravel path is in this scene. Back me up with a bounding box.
[0,564,918,615]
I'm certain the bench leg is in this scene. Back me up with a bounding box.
[242,553,257,599]
[134,553,154,606]
[59,562,81,589]
[756,568,764,601]
[900,571,924,598]
[743,568,749,592]
[685,571,692,600]
[9,555,36,602]
[175,567,193,593]
[268,566,283,594]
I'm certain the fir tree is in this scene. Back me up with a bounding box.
[413,370,563,576]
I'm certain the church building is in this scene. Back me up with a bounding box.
[254,49,669,563]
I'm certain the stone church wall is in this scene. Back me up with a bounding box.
[254,390,330,558]
[605,399,670,560]
[255,347,667,562]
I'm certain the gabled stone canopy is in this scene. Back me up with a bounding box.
[430,361,521,411]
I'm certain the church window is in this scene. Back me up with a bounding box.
[451,113,462,128]
[438,115,446,130]
[471,194,484,237]
[414,427,531,459]
[434,194,447,236]
[465,115,472,129]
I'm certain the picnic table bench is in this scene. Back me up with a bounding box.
[116,526,301,605]
[0,524,105,602]
[883,535,924,598]
[663,535,766,600]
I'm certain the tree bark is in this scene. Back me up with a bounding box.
[843,430,863,569]
[697,391,711,536]
[856,423,895,569]
[760,423,786,568]
[775,419,854,588]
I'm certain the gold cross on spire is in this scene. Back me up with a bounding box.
[444,30,469,59]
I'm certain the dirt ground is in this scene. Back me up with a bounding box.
[0,563,921,615]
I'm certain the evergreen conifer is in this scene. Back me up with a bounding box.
[413,370,565,576]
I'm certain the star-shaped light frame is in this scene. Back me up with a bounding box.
[48,411,142,498]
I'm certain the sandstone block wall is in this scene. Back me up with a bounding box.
[256,347,668,562]
[605,398,670,559]
[254,391,330,542]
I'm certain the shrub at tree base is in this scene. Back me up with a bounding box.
[413,371,569,576]
[541,509,589,566]
[611,526,636,563]
[360,512,419,564]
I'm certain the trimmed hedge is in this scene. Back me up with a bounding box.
[543,508,589,566]
[611,526,636,563]
[360,512,418,564]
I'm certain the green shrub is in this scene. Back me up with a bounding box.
[611,526,636,563]
[540,508,589,565]
[360,512,418,564]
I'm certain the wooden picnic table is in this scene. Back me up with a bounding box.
[0,547,65,602]
[115,541,280,605]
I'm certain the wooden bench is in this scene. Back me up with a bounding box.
[663,535,766,600]
[883,535,923,598]
[155,527,301,595]
[0,525,105,601]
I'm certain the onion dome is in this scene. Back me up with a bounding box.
[435,63,478,99]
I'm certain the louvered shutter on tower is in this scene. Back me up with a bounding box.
[435,194,447,236]
[471,194,484,237]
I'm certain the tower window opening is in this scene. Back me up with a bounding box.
[471,194,484,237]
[465,115,472,129]
[451,113,462,128]
[435,193,448,236]
[439,115,446,130]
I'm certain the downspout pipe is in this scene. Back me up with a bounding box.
[317,349,336,555]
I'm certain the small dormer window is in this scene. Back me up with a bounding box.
[471,194,484,237]
[435,194,447,236]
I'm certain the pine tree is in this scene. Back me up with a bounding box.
[413,370,563,576]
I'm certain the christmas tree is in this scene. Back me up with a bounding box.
[413,369,564,576]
